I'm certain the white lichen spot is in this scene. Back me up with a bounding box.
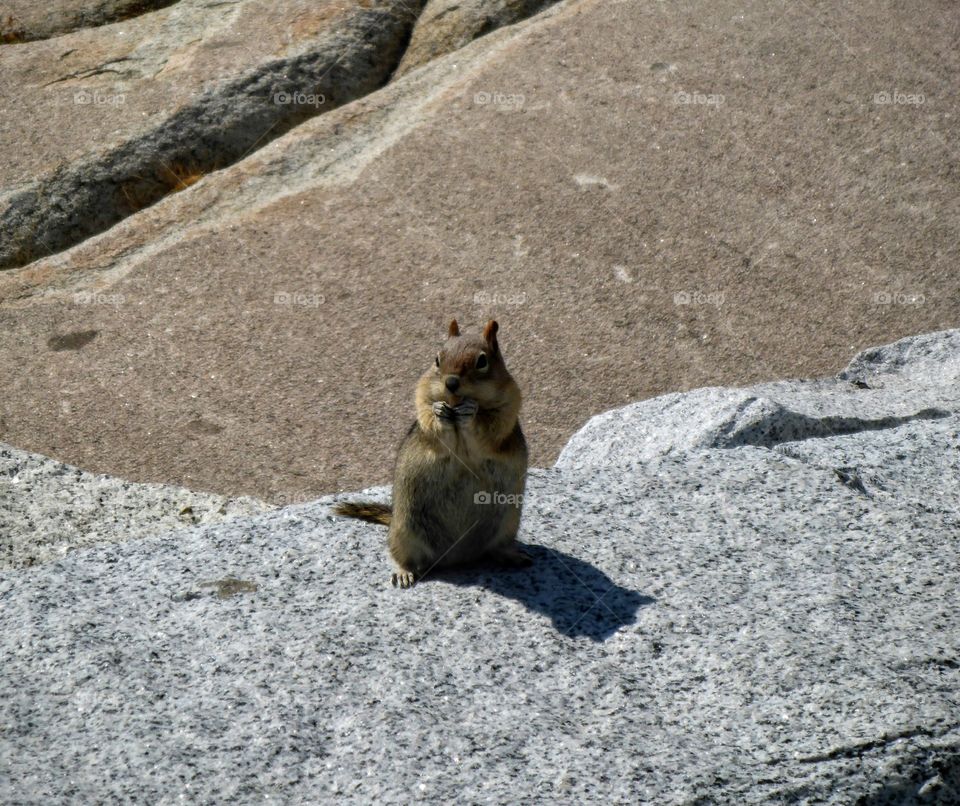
[573,174,614,189]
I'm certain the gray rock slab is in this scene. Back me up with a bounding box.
[558,329,960,469]
[0,443,270,569]
[1,329,959,802]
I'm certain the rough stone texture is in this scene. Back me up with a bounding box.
[0,442,270,569]
[558,329,960,468]
[0,0,424,268]
[1,329,958,803]
[393,0,557,76]
[1,0,958,502]
[0,0,176,43]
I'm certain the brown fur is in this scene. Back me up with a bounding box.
[332,319,530,588]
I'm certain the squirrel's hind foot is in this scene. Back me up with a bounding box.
[488,545,533,567]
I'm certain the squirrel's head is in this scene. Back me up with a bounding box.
[426,318,515,408]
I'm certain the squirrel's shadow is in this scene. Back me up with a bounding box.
[431,544,654,642]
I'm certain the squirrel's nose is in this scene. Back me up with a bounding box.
[445,376,460,392]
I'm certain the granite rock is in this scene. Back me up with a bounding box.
[0,442,270,569]
[1,329,958,803]
[558,329,960,468]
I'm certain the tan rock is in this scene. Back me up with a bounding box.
[0,0,424,268]
[0,0,175,42]
[394,0,556,77]
[0,0,956,500]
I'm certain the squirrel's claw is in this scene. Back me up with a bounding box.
[391,570,418,588]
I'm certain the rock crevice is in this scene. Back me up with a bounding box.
[0,0,427,269]
[1,0,179,43]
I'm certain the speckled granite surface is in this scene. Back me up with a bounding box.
[0,445,270,570]
[1,330,958,803]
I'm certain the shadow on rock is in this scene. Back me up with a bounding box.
[432,544,654,642]
[854,750,960,805]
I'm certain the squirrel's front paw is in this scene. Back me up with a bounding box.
[432,401,455,421]
[452,399,478,418]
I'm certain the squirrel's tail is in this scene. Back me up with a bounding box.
[332,501,392,526]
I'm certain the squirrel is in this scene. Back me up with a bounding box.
[333,318,530,588]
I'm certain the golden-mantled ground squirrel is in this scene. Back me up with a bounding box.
[333,319,530,588]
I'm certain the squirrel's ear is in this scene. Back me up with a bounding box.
[482,320,499,350]
[448,319,460,338]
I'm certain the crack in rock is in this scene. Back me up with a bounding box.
[394,0,561,76]
[796,726,957,765]
[0,0,427,270]
[0,0,179,43]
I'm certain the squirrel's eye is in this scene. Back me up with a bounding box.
[435,353,440,368]
[476,353,488,370]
